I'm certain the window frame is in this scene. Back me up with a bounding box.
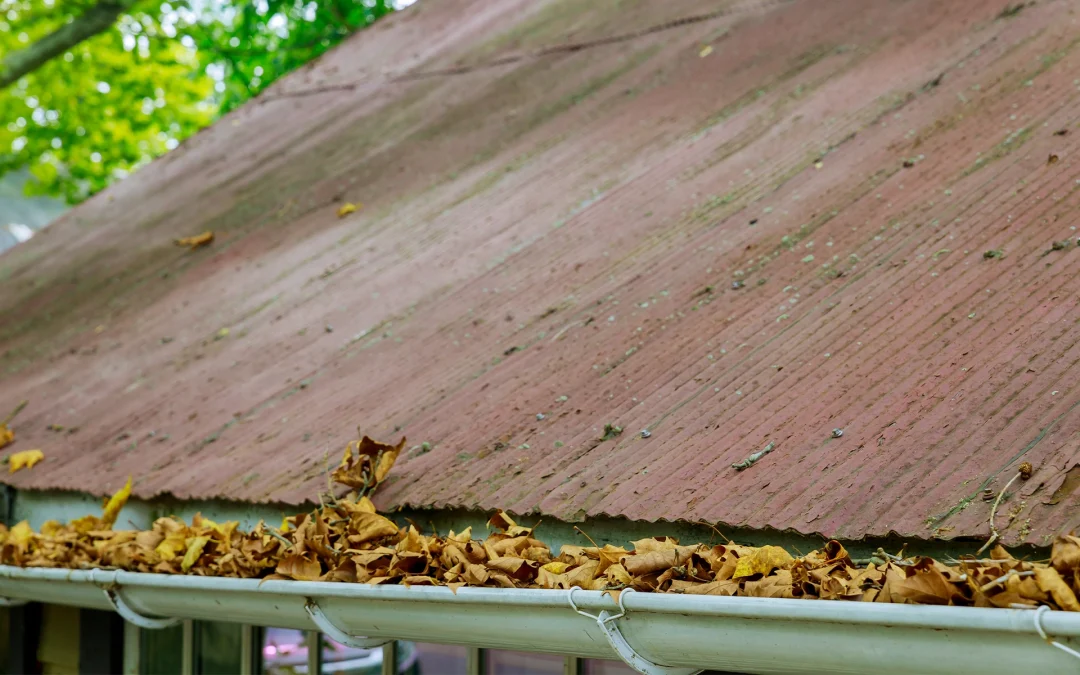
[125,622,614,675]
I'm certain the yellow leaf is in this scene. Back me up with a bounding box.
[174,231,214,250]
[699,45,713,58]
[0,424,13,450]
[102,476,132,526]
[11,520,33,547]
[8,449,44,473]
[542,561,568,574]
[155,530,187,561]
[280,516,291,532]
[71,515,102,534]
[447,526,472,543]
[337,202,360,218]
[733,546,795,579]
[181,536,210,572]
[355,496,377,514]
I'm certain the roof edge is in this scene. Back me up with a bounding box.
[9,487,1048,561]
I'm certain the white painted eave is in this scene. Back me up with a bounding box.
[2,566,1079,674]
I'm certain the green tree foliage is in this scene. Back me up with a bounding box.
[0,0,395,203]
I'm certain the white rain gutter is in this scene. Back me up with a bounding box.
[2,565,1079,675]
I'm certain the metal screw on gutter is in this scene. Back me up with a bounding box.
[640,429,651,438]
[832,428,844,438]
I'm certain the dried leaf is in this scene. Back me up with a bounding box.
[0,425,12,450]
[487,556,539,582]
[277,553,322,581]
[10,521,33,548]
[322,559,358,583]
[1051,534,1080,573]
[623,545,696,576]
[101,476,132,527]
[604,563,632,586]
[8,449,44,473]
[595,545,628,575]
[1034,567,1080,611]
[349,512,400,545]
[487,510,532,537]
[332,436,405,492]
[744,570,796,598]
[733,546,794,579]
[682,579,741,596]
[566,560,600,589]
[174,231,214,250]
[155,528,188,561]
[181,536,210,572]
[888,562,959,605]
[630,537,679,554]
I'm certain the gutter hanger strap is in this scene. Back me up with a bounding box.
[568,588,701,675]
[103,588,182,629]
[305,599,392,649]
[1034,606,1080,662]
[88,569,181,629]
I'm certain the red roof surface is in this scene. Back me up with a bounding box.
[3,0,1080,545]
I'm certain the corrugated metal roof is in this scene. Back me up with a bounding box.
[2,0,1079,545]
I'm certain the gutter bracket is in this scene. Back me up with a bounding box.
[1034,606,1080,662]
[89,570,181,629]
[568,588,701,675]
[305,599,393,649]
[103,588,182,630]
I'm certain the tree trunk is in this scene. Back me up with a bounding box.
[0,0,139,89]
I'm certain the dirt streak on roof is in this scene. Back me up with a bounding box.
[2,0,1079,545]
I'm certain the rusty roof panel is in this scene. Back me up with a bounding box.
[3,0,1080,545]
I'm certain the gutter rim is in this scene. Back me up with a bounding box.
[2,565,1079,637]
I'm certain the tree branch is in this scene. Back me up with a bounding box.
[1,0,140,89]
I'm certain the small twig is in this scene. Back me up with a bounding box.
[696,520,732,544]
[2,400,28,427]
[268,530,294,550]
[976,471,1022,555]
[731,441,775,471]
[874,547,915,565]
[549,321,582,342]
[980,569,1034,593]
[574,526,602,550]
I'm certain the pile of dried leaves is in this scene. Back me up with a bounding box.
[2,435,1079,611]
